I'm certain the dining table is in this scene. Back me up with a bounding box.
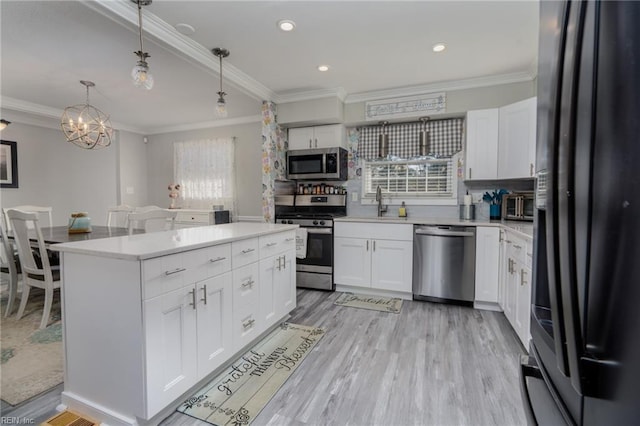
[35,225,143,245]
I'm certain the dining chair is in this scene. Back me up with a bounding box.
[6,209,61,329]
[106,204,135,228]
[3,205,53,231]
[127,208,178,234]
[0,220,21,318]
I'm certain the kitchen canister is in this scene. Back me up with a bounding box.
[459,204,475,220]
[68,212,92,234]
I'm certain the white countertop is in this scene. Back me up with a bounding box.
[335,216,533,239]
[51,222,299,261]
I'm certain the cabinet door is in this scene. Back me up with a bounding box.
[259,256,278,328]
[334,237,371,288]
[288,127,315,150]
[276,249,296,318]
[466,109,499,180]
[515,262,532,349]
[504,256,517,327]
[498,97,537,179]
[498,230,509,310]
[313,124,345,149]
[196,273,233,378]
[232,262,261,351]
[144,287,197,416]
[371,239,413,292]
[474,227,501,303]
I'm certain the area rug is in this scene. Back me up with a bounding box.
[334,292,403,313]
[177,322,325,425]
[0,286,63,406]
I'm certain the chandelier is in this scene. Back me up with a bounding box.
[212,47,230,117]
[60,81,113,149]
[131,0,154,90]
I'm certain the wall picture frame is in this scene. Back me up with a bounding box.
[0,140,18,188]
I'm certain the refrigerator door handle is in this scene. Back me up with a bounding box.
[519,356,542,426]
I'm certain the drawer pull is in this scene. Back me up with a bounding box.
[201,285,208,305]
[209,256,226,263]
[513,244,522,249]
[277,256,282,271]
[282,254,286,269]
[285,237,295,242]
[241,279,254,289]
[165,267,186,276]
[521,269,528,286]
[242,318,255,329]
[189,289,196,310]
[266,242,278,247]
[241,248,256,254]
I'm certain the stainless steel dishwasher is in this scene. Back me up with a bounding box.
[413,225,476,305]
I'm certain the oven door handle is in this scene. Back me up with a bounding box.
[305,228,333,235]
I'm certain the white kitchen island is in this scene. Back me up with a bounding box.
[52,222,298,426]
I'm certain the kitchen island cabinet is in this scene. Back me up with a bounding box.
[52,223,297,426]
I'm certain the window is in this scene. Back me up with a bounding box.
[174,138,236,212]
[362,156,458,205]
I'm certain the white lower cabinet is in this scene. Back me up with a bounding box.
[334,222,413,293]
[196,274,233,376]
[474,227,501,305]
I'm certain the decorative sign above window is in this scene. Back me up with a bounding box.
[365,92,446,121]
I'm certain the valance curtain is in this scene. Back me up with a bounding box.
[174,138,236,216]
[357,118,464,160]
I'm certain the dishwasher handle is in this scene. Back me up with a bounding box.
[415,228,475,238]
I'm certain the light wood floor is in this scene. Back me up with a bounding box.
[3,289,527,425]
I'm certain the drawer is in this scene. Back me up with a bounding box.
[259,231,296,258]
[143,253,191,300]
[232,237,259,268]
[508,235,527,264]
[334,222,413,241]
[174,211,213,225]
[184,243,232,280]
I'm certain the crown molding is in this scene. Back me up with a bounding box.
[344,71,536,104]
[83,1,276,102]
[275,87,347,104]
[146,114,263,135]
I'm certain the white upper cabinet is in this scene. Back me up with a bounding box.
[498,97,537,179]
[288,124,346,150]
[466,108,499,180]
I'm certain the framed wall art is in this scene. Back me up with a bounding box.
[0,140,18,188]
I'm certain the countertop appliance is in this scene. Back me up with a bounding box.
[520,2,640,425]
[502,192,534,221]
[412,225,476,305]
[275,193,346,291]
[286,147,348,181]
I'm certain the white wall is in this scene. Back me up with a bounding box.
[117,130,148,207]
[145,121,263,217]
[0,121,118,226]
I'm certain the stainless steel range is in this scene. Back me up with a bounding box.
[275,193,346,291]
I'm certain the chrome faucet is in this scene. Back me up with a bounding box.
[375,185,388,217]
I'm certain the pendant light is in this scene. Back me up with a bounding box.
[419,116,430,156]
[212,47,230,117]
[61,80,113,149]
[378,121,389,159]
[131,0,154,90]
[0,119,10,131]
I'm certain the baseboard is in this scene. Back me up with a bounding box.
[473,301,503,312]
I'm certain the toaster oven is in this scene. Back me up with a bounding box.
[502,192,535,221]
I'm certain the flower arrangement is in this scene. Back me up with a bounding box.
[168,183,181,209]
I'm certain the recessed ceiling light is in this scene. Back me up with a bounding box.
[175,23,196,36]
[432,43,446,53]
[317,65,330,72]
[278,20,296,32]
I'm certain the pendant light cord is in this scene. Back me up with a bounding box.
[136,1,145,58]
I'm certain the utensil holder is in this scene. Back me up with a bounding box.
[490,204,501,220]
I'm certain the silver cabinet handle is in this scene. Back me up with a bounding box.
[189,289,196,310]
[373,240,376,251]
[266,242,278,247]
[513,244,522,249]
[366,240,369,251]
[165,267,186,276]
[282,254,286,269]
[309,139,312,148]
[505,240,512,244]
[469,167,472,179]
[277,256,282,271]
[508,258,513,274]
[521,269,527,286]
[241,248,255,254]
[242,318,256,329]
[314,138,318,148]
[285,237,295,242]
[241,279,254,289]
[530,163,534,177]
[200,285,208,305]
[209,256,226,263]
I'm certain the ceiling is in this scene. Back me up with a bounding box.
[0,1,539,135]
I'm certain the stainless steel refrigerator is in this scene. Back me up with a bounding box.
[520,1,640,424]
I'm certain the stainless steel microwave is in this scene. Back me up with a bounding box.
[502,192,535,221]
[286,147,348,181]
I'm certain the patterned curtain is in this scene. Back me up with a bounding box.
[174,138,237,217]
[358,118,464,160]
[261,101,287,223]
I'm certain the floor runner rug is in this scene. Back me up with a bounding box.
[1,287,63,406]
[177,322,325,425]
[334,292,403,313]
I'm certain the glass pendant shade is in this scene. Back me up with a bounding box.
[216,93,228,117]
[132,60,154,90]
[61,81,113,149]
